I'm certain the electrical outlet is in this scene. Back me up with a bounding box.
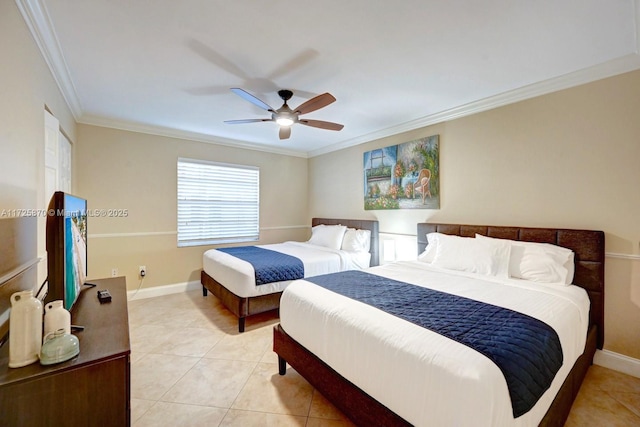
[111,268,118,277]
[139,265,146,278]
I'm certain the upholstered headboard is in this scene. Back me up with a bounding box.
[417,223,605,349]
[312,218,380,267]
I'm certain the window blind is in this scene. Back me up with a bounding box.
[177,158,259,247]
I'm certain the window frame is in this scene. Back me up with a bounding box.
[177,157,260,247]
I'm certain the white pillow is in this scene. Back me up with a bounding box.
[431,233,511,277]
[341,228,371,252]
[475,234,574,284]
[417,232,442,263]
[564,253,575,284]
[308,224,347,250]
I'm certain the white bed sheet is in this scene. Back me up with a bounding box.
[279,260,590,427]
[202,241,371,298]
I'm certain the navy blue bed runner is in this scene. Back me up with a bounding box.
[218,246,304,286]
[306,270,563,418]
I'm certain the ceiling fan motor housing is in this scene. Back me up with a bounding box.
[274,92,296,125]
[273,109,295,126]
[278,89,293,102]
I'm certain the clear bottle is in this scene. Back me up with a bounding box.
[9,290,43,368]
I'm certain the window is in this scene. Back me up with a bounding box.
[177,158,259,247]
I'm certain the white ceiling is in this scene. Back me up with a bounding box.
[19,0,640,157]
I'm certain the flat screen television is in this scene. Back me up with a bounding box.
[45,192,88,311]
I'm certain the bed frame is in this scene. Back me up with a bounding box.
[201,218,379,332]
[274,223,604,426]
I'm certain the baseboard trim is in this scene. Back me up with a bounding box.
[594,349,640,379]
[127,280,201,301]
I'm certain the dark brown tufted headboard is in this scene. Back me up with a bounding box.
[417,223,605,349]
[312,218,380,267]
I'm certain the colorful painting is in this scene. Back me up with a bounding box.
[364,135,439,210]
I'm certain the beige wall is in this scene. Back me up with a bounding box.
[0,1,76,284]
[309,70,640,359]
[75,125,309,288]
[1,0,77,207]
[3,0,638,361]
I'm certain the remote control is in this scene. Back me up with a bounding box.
[97,289,112,303]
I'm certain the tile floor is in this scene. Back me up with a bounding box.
[129,290,640,426]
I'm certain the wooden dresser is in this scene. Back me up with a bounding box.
[0,276,130,426]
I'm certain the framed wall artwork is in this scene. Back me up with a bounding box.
[363,135,439,210]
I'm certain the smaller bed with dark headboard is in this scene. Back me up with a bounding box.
[201,218,379,332]
[274,222,604,426]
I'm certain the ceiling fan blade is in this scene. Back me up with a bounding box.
[298,119,344,131]
[230,88,274,111]
[184,85,230,96]
[279,126,292,140]
[224,118,272,124]
[188,39,250,80]
[267,49,319,80]
[294,93,336,115]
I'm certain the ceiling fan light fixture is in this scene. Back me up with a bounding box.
[275,114,295,127]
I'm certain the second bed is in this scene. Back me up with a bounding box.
[201,218,379,331]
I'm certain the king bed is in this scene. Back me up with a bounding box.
[201,218,379,332]
[273,223,604,426]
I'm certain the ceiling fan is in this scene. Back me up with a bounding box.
[224,88,344,140]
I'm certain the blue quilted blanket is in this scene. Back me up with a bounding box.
[306,270,563,418]
[217,246,304,286]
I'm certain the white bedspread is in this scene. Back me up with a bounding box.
[202,241,371,298]
[279,261,590,427]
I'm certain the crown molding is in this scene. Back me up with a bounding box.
[71,52,640,159]
[78,114,309,158]
[309,53,640,157]
[16,0,82,119]
[20,0,640,159]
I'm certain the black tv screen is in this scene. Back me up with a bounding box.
[45,192,88,311]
